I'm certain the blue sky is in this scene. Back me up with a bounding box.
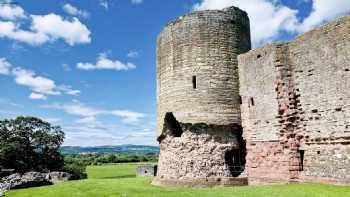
[0,0,349,146]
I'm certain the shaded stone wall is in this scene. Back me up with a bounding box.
[239,44,293,184]
[156,6,251,137]
[289,15,350,183]
[239,15,350,185]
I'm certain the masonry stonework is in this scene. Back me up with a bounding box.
[155,5,350,187]
[239,15,350,185]
[154,7,250,186]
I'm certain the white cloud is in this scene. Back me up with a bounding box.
[127,50,139,58]
[31,14,91,46]
[193,0,299,46]
[193,0,350,47]
[29,92,47,100]
[0,21,50,45]
[0,3,26,20]
[131,0,143,5]
[0,3,91,46]
[12,67,60,95]
[0,58,11,75]
[77,53,136,71]
[43,101,145,125]
[0,58,81,99]
[57,85,81,96]
[298,0,350,32]
[111,110,145,124]
[99,0,109,10]
[62,3,89,18]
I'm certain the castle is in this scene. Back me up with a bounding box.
[153,6,350,186]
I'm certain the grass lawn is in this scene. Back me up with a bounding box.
[5,164,350,197]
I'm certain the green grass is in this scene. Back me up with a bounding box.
[86,163,154,179]
[6,164,350,197]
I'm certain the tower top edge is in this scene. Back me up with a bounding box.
[162,6,249,29]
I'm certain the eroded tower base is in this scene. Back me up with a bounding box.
[154,113,247,187]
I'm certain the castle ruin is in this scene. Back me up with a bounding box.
[153,6,350,186]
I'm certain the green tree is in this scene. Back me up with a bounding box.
[0,116,65,173]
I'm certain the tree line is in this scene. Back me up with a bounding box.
[0,116,158,180]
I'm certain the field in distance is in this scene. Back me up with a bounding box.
[6,163,350,197]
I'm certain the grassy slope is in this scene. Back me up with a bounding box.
[6,164,350,197]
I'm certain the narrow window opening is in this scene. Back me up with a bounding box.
[239,96,242,105]
[250,97,255,106]
[299,150,304,171]
[257,54,262,59]
[317,151,320,155]
[192,76,197,89]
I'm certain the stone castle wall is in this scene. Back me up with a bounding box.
[155,7,251,186]
[239,15,350,185]
[156,6,251,138]
[155,4,350,186]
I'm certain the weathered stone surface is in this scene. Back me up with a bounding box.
[136,165,157,177]
[155,113,246,185]
[0,171,72,196]
[155,4,350,187]
[239,15,350,185]
[46,172,72,184]
[155,6,250,187]
[156,6,251,137]
[0,172,51,196]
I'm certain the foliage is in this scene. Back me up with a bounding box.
[63,153,158,166]
[61,153,157,179]
[60,145,159,155]
[6,164,350,197]
[62,158,87,180]
[0,116,64,173]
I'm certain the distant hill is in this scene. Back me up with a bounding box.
[60,144,159,155]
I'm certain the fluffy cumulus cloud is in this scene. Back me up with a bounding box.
[0,58,11,75]
[62,3,89,18]
[30,14,91,46]
[193,0,350,46]
[0,2,26,20]
[0,58,80,100]
[298,0,350,32]
[77,53,136,71]
[12,68,60,95]
[0,21,49,45]
[0,3,91,46]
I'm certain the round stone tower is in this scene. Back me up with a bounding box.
[154,6,251,187]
